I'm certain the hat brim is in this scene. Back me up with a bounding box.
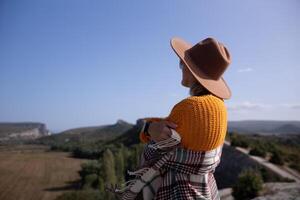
[170,37,232,99]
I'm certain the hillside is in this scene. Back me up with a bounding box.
[107,120,300,148]
[228,120,300,135]
[1,120,299,199]
[36,119,133,146]
[105,119,144,147]
[2,120,299,145]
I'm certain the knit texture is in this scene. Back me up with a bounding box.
[139,94,228,151]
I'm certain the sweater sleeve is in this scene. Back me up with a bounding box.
[139,100,188,144]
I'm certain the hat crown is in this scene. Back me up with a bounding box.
[185,37,231,80]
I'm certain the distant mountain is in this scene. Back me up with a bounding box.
[2,119,299,145]
[108,120,300,148]
[106,120,300,148]
[228,120,300,135]
[0,122,51,143]
[273,123,300,134]
[106,119,144,147]
[37,119,133,145]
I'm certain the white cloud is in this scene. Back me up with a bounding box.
[227,101,272,111]
[280,103,300,109]
[227,102,300,112]
[237,67,253,73]
[227,102,300,120]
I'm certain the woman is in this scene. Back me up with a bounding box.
[139,37,231,150]
[108,37,231,200]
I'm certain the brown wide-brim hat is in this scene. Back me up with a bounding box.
[170,37,232,99]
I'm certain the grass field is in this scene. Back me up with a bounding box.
[0,145,88,200]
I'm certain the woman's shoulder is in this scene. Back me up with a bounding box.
[168,95,226,118]
[176,94,225,107]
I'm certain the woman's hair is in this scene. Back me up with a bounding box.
[189,81,211,96]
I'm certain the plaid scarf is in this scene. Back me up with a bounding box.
[106,130,223,200]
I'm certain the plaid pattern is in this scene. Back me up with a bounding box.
[107,140,223,200]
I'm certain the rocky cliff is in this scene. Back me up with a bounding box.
[0,122,51,143]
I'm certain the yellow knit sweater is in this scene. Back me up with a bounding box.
[139,94,228,151]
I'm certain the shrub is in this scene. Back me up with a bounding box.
[230,137,249,148]
[72,147,101,159]
[289,163,300,173]
[249,146,267,158]
[79,160,102,183]
[270,151,284,165]
[82,174,99,189]
[232,168,263,200]
[55,189,104,200]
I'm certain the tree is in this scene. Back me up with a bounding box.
[79,160,101,181]
[102,148,117,200]
[249,145,267,158]
[126,144,144,171]
[270,150,284,165]
[98,177,105,194]
[230,134,249,148]
[103,148,117,184]
[115,149,125,184]
[83,174,98,189]
[232,168,263,200]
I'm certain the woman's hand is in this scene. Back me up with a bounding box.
[148,120,178,142]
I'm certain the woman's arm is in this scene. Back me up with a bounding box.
[138,117,166,143]
[138,102,185,143]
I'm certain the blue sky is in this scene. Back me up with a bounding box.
[0,0,299,132]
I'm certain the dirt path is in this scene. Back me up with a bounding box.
[0,145,88,200]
